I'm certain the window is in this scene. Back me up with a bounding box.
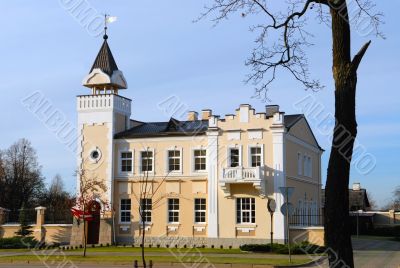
[120,199,131,223]
[236,198,255,224]
[229,148,240,167]
[141,151,153,172]
[168,198,179,223]
[194,198,206,223]
[194,149,206,171]
[297,152,302,176]
[140,198,152,223]
[250,147,262,167]
[168,150,181,172]
[120,152,133,173]
[303,155,312,177]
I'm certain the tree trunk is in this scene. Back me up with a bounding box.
[325,2,364,267]
[141,216,146,268]
[83,219,87,257]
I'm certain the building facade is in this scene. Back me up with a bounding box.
[72,35,323,247]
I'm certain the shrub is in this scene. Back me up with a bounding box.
[240,241,325,255]
[0,237,38,249]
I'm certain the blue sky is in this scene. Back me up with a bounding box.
[0,1,399,207]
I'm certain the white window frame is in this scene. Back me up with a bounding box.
[168,198,180,224]
[192,148,207,173]
[140,148,155,174]
[302,154,312,177]
[227,145,242,168]
[140,198,152,224]
[236,197,256,224]
[120,199,131,224]
[248,144,264,168]
[297,152,302,176]
[119,150,134,176]
[194,198,206,224]
[166,147,183,174]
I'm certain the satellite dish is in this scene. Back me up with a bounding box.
[267,199,276,213]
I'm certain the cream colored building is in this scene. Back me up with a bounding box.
[73,34,323,247]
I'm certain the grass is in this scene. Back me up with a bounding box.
[65,246,244,254]
[0,254,313,266]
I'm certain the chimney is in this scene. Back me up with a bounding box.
[201,109,212,120]
[187,111,198,121]
[266,105,279,117]
[352,182,361,191]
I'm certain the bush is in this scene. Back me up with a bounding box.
[0,236,38,249]
[366,226,400,237]
[240,241,325,255]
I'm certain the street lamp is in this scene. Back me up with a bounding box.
[267,198,276,252]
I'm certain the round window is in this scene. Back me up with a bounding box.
[91,150,100,159]
[89,148,102,162]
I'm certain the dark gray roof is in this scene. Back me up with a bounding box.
[114,118,209,139]
[114,114,315,139]
[321,189,371,211]
[90,39,119,76]
[284,114,304,130]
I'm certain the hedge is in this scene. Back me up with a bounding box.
[240,241,326,255]
[0,236,39,249]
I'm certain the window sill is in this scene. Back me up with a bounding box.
[235,224,257,228]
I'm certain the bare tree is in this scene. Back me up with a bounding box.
[383,186,400,211]
[44,174,74,223]
[132,152,169,268]
[1,139,45,211]
[199,1,383,266]
[73,169,108,257]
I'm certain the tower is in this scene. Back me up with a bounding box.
[75,32,131,244]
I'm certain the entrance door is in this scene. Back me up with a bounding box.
[87,201,100,244]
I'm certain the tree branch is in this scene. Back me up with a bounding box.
[351,40,371,73]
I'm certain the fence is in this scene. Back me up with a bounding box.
[3,208,37,224]
[45,209,73,224]
[289,213,324,227]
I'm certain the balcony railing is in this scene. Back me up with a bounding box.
[220,166,265,197]
[222,166,261,181]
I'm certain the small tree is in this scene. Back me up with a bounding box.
[133,159,169,268]
[15,204,33,237]
[73,169,108,257]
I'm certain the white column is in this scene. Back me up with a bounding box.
[271,112,286,242]
[207,116,219,237]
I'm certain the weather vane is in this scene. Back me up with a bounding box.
[103,14,117,39]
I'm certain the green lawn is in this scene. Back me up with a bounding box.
[65,246,244,254]
[0,254,312,266]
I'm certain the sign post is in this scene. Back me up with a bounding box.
[279,186,295,264]
[267,199,276,252]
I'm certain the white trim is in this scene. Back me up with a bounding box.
[115,136,206,143]
[191,147,208,174]
[119,198,132,224]
[139,148,155,175]
[118,149,134,177]
[287,176,321,186]
[227,144,242,167]
[247,144,264,167]
[286,133,321,153]
[194,198,207,224]
[165,147,183,175]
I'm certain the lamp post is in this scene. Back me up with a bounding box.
[267,199,276,252]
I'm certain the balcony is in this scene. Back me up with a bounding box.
[219,166,265,198]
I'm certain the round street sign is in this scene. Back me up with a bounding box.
[267,199,276,213]
[280,202,295,216]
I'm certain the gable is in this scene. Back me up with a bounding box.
[287,117,321,149]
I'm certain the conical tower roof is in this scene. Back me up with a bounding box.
[89,39,119,76]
